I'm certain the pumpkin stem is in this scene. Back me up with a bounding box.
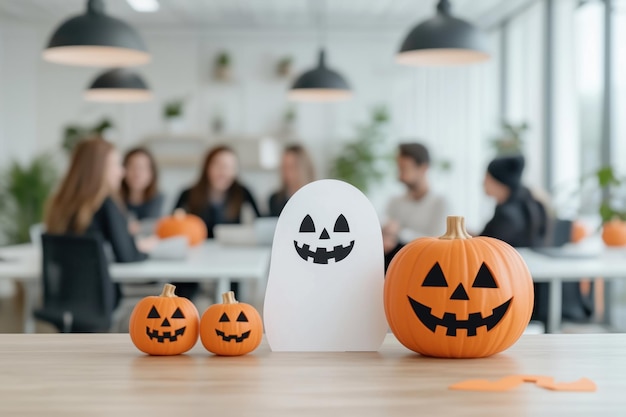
[160,283,177,297]
[221,291,238,304]
[439,216,472,240]
[173,208,186,220]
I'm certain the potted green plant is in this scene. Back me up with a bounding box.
[276,56,293,78]
[331,105,392,193]
[163,99,185,133]
[490,121,528,156]
[214,51,232,81]
[62,118,113,153]
[0,154,57,244]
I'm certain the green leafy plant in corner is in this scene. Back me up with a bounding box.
[588,166,626,224]
[490,121,528,156]
[331,105,391,193]
[163,100,184,120]
[63,118,113,153]
[0,155,57,244]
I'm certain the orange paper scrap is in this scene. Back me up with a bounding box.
[449,375,596,392]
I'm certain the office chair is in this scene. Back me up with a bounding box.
[34,233,116,332]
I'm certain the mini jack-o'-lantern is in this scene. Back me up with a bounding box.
[156,209,207,246]
[129,283,199,355]
[385,216,533,358]
[200,292,262,356]
[602,219,626,247]
[293,213,354,264]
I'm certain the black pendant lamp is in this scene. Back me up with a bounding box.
[85,68,152,102]
[288,49,352,102]
[43,0,150,67]
[397,0,489,66]
[289,0,351,102]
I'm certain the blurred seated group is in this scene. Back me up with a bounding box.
[40,136,592,331]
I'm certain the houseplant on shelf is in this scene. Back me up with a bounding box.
[62,118,113,153]
[490,121,528,156]
[0,154,57,244]
[276,56,293,78]
[214,51,232,81]
[163,99,185,133]
[331,105,392,194]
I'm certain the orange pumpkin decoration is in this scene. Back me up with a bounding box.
[156,209,207,246]
[385,216,533,358]
[570,221,588,243]
[602,218,626,247]
[200,291,263,356]
[129,283,199,355]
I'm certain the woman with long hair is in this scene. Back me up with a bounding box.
[268,144,315,217]
[45,138,156,261]
[121,147,163,220]
[174,145,260,237]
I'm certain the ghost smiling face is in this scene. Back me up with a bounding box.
[293,214,354,264]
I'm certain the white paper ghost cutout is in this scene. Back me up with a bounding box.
[264,179,387,351]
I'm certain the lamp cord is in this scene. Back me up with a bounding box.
[437,0,452,15]
[87,0,105,14]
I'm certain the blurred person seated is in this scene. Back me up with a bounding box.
[268,144,316,217]
[45,138,158,306]
[121,147,164,222]
[174,145,261,299]
[383,142,450,267]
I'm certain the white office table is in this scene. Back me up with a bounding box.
[0,241,270,333]
[2,240,625,334]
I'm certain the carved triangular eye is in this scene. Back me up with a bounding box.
[333,214,350,232]
[219,313,230,322]
[472,263,498,288]
[299,215,315,233]
[236,312,248,322]
[171,307,185,319]
[147,306,160,319]
[422,262,448,287]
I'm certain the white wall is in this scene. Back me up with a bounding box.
[0,19,501,231]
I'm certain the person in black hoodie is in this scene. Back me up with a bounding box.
[481,155,548,247]
[481,154,550,323]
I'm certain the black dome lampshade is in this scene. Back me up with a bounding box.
[43,0,150,67]
[85,68,152,102]
[288,49,352,102]
[397,0,490,66]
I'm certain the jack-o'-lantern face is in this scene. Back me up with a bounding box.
[384,216,534,358]
[294,214,354,264]
[129,284,200,356]
[200,292,263,356]
[215,310,252,343]
[408,262,511,337]
[145,305,189,342]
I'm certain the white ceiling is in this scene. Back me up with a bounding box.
[0,0,508,31]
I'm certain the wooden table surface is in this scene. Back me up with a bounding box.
[0,334,623,417]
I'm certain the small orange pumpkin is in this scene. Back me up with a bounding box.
[570,221,588,243]
[129,283,199,355]
[385,216,533,358]
[156,209,207,246]
[200,292,263,356]
[602,219,626,247]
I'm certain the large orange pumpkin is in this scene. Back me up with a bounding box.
[200,292,263,356]
[385,216,533,358]
[570,221,588,243]
[602,219,626,247]
[156,209,207,246]
[129,284,199,355]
